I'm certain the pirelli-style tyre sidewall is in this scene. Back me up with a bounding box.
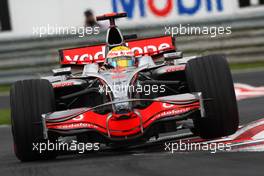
[186,55,239,139]
[10,79,57,162]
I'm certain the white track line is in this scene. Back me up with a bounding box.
[0,125,10,128]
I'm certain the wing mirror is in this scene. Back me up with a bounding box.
[163,52,183,61]
[52,67,71,76]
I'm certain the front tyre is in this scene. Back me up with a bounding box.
[186,55,239,139]
[10,79,57,161]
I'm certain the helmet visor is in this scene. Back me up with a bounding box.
[109,56,134,68]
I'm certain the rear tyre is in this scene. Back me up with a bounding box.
[186,55,239,139]
[10,79,57,161]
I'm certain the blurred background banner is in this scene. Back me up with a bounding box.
[0,0,264,85]
[1,0,264,38]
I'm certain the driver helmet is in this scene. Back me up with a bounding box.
[106,46,135,68]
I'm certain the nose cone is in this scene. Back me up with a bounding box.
[114,102,131,115]
[112,111,137,120]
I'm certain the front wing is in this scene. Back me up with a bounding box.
[43,93,204,139]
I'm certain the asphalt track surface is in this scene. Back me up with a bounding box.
[0,70,264,176]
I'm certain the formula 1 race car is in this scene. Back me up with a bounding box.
[10,12,239,161]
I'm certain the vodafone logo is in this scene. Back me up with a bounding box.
[162,103,175,108]
[154,107,191,119]
[65,54,92,62]
[64,46,106,62]
[56,123,97,129]
[52,81,74,88]
[166,65,186,72]
[61,36,174,64]
[131,43,171,55]
[73,114,84,121]
[64,43,170,62]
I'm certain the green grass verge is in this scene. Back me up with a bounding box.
[0,84,10,93]
[0,109,10,125]
[229,61,264,70]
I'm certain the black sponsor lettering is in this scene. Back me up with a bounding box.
[239,0,250,7]
[0,0,12,31]
[239,0,264,7]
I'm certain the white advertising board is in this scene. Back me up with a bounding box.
[0,0,264,38]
